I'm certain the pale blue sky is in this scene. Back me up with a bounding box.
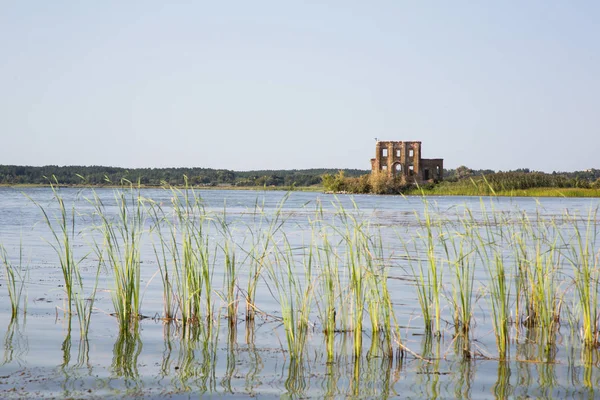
[1,1,598,171]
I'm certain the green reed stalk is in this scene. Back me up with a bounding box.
[147,200,176,320]
[407,199,443,335]
[93,187,143,331]
[171,185,214,327]
[222,235,238,325]
[561,208,600,347]
[74,255,102,339]
[31,181,82,315]
[443,225,476,337]
[310,202,342,362]
[266,232,314,363]
[364,227,396,358]
[316,227,339,362]
[343,215,366,356]
[244,194,289,321]
[473,202,510,358]
[488,253,510,358]
[0,243,28,317]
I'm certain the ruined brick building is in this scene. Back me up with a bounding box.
[370,141,443,183]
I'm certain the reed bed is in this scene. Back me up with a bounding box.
[6,185,600,371]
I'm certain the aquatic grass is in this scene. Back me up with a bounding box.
[92,186,144,332]
[215,205,238,326]
[560,207,600,348]
[265,230,315,363]
[336,204,369,356]
[243,193,289,321]
[314,221,340,362]
[74,255,102,340]
[30,181,83,315]
[441,212,477,344]
[147,200,177,320]
[222,237,238,325]
[406,199,443,335]
[151,183,217,332]
[472,203,511,358]
[0,243,28,318]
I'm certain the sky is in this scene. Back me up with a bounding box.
[1,1,598,172]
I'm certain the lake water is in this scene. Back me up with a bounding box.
[0,187,599,399]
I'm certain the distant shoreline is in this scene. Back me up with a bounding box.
[3,183,600,198]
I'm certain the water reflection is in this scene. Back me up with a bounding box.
[172,323,218,394]
[2,316,28,366]
[220,322,237,393]
[112,327,142,380]
[244,320,263,395]
[493,361,512,399]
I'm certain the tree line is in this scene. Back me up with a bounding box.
[0,165,369,187]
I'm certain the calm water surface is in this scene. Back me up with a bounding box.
[0,187,599,399]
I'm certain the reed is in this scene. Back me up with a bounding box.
[266,231,314,363]
[93,186,144,331]
[0,243,28,318]
[31,181,82,315]
[472,203,511,358]
[443,216,476,338]
[222,237,238,325]
[244,194,289,321]
[561,207,600,348]
[147,200,176,320]
[160,184,216,332]
[314,221,339,362]
[337,206,367,356]
[406,199,443,335]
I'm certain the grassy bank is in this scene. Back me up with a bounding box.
[323,170,600,197]
[406,184,600,197]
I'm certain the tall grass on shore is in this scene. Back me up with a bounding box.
[0,243,28,318]
[93,187,144,332]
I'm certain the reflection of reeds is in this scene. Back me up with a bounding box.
[493,361,512,399]
[2,317,28,366]
[112,327,142,379]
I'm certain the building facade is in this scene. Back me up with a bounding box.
[370,141,443,183]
